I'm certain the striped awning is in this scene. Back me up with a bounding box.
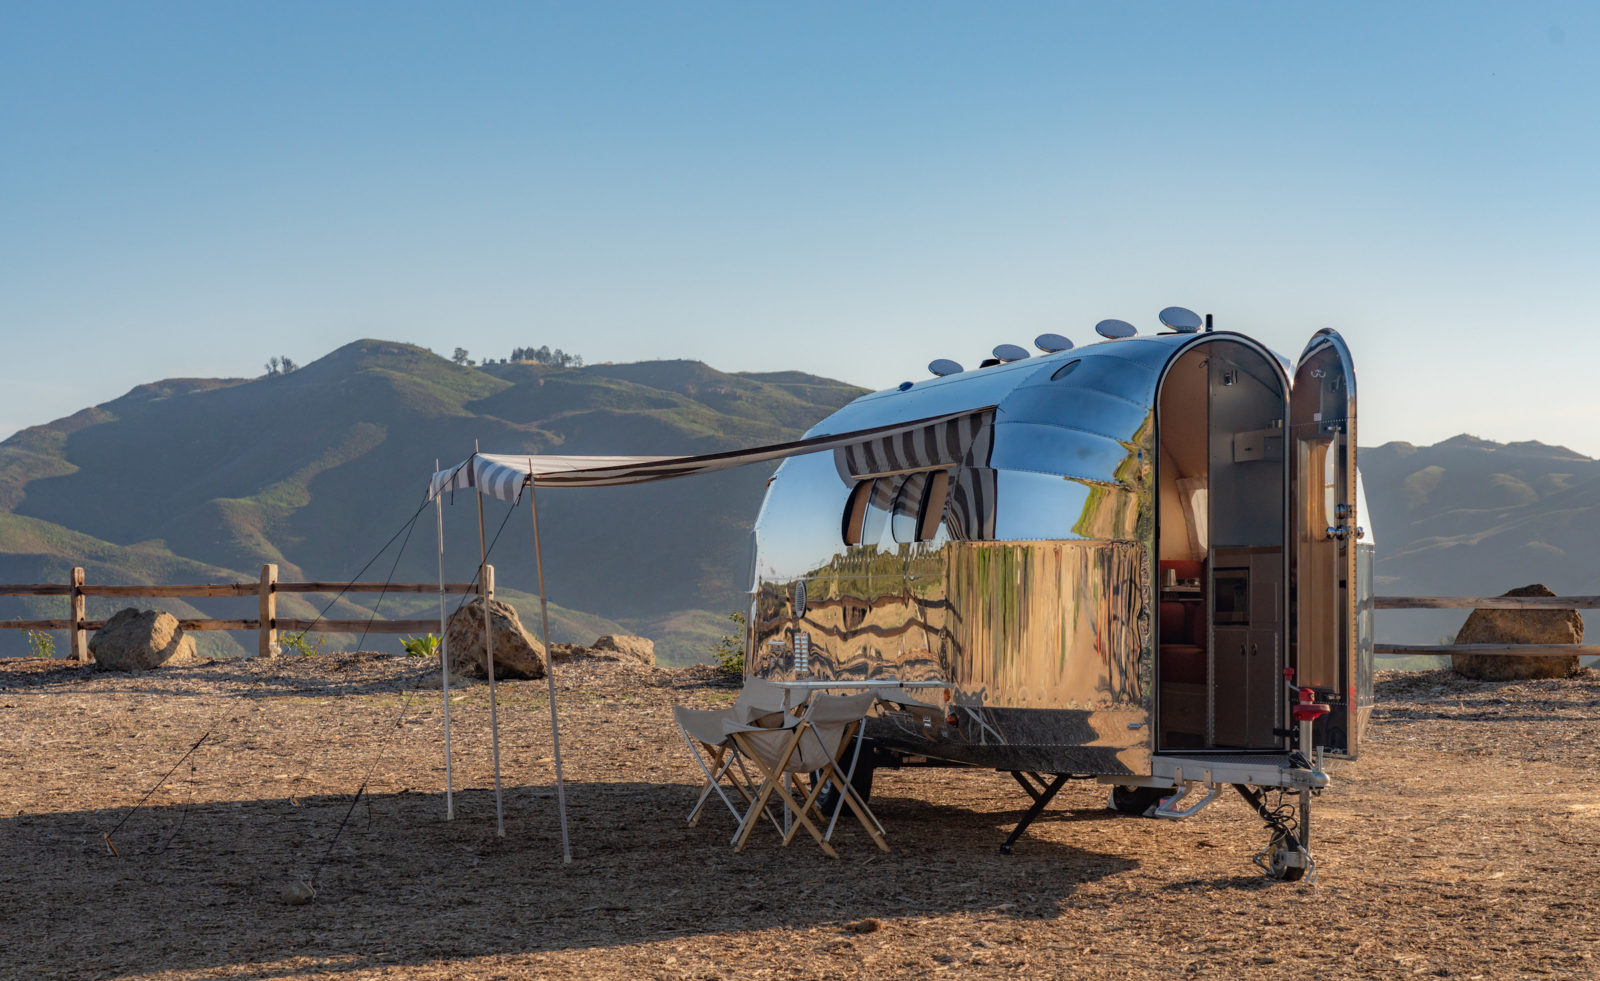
[427,408,996,504]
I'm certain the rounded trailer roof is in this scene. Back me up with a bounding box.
[810,331,1290,441]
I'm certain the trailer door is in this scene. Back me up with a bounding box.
[1289,329,1362,759]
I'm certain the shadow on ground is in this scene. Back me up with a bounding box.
[0,657,433,698]
[4,780,1137,979]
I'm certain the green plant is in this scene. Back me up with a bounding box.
[711,611,746,677]
[280,633,327,658]
[23,628,55,659]
[402,633,440,658]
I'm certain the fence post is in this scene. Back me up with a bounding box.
[70,567,87,662]
[259,563,278,657]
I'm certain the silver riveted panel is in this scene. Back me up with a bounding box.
[987,422,1143,489]
[999,386,1154,444]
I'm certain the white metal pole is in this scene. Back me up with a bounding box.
[527,470,572,864]
[473,444,506,837]
[435,459,454,821]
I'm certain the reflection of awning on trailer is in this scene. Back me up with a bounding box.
[830,409,997,541]
[427,408,996,502]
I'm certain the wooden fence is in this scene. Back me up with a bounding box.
[0,564,487,661]
[1375,594,1600,658]
[6,573,1597,663]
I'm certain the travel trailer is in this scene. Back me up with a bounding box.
[746,310,1372,880]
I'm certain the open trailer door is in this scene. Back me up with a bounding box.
[1289,328,1362,759]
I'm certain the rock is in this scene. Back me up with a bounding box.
[444,597,545,680]
[89,608,198,671]
[591,633,655,666]
[547,642,589,664]
[1450,584,1583,681]
[279,880,316,905]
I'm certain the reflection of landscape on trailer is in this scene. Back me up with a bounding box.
[748,311,1373,879]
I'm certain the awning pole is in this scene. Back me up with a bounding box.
[473,444,506,838]
[527,470,572,864]
[435,459,454,821]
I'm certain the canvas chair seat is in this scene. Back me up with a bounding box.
[724,691,890,858]
[674,677,789,829]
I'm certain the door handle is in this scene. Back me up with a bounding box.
[1325,526,1349,540]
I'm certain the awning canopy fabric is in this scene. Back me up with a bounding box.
[427,409,994,503]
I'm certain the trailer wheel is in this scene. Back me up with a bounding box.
[1265,837,1309,882]
[1109,785,1165,816]
[813,759,875,814]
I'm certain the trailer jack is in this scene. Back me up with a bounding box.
[1235,784,1316,883]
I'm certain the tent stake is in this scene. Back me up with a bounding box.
[474,445,506,837]
[527,471,573,864]
[435,459,454,821]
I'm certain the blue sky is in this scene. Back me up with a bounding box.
[3,2,1598,453]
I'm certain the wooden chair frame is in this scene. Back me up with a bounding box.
[728,715,890,857]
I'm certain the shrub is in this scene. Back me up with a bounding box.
[23,628,54,659]
[401,634,440,658]
[280,633,326,658]
[712,611,746,677]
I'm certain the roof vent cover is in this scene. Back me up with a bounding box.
[1159,306,1203,333]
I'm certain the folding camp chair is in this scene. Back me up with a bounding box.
[673,677,788,828]
[724,690,890,858]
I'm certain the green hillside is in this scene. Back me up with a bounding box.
[0,341,866,664]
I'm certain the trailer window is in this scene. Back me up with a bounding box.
[842,477,892,546]
[849,470,955,546]
[891,472,929,543]
[842,480,873,545]
[919,470,951,541]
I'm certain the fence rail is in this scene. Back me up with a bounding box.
[1376,595,1600,611]
[1376,594,1600,658]
[1,564,487,661]
[6,578,1594,662]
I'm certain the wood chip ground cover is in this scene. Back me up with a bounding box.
[3,657,1597,979]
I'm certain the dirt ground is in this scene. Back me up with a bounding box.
[3,654,1598,981]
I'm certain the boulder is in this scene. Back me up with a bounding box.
[1450,584,1583,681]
[89,608,198,671]
[547,642,589,665]
[444,597,545,680]
[591,634,655,666]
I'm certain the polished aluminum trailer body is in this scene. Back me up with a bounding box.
[747,327,1373,790]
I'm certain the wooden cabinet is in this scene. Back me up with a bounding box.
[1210,548,1285,749]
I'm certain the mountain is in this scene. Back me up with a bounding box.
[6,343,1593,668]
[1360,434,1600,650]
[0,341,866,663]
